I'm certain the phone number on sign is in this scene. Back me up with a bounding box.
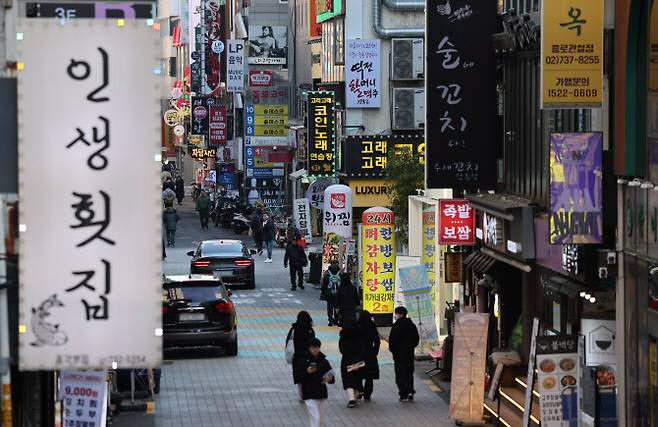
[544,55,600,65]
[547,88,598,98]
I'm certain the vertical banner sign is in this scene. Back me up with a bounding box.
[422,208,437,305]
[60,370,108,426]
[449,313,489,422]
[549,132,603,244]
[204,1,225,94]
[208,105,227,145]
[361,207,395,316]
[191,96,216,136]
[398,265,438,353]
[307,91,336,177]
[322,184,353,271]
[18,20,161,369]
[536,335,582,426]
[226,40,245,92]
[438,199,475,245]
[426,0,497,189]
[189,0,203,93]
[309,0,322,37]
[541,0,603,108]
[345,39,381,108]
[293,198,313,243]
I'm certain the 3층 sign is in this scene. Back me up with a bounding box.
[18,20,162,370]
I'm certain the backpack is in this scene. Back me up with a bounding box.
[328,270,341,296]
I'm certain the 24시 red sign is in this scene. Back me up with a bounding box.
[438,199,475,245]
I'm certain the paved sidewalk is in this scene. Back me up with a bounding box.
[115,200,453,426]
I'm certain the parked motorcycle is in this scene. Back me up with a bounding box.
[232,212,251,235]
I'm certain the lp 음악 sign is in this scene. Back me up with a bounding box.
[18,20,162,370]
[438,199,475,245]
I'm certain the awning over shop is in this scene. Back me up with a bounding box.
[544,275,584,297]
[463,250,497,273]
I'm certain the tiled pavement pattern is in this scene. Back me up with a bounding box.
[116,200,453,426]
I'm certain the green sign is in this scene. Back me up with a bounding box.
[316,0,342,23]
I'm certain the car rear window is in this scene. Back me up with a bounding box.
[201,241,244,256]
[164,285,224,303]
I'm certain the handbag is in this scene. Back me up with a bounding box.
[285,328,295,364]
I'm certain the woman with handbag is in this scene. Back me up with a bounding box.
[338,318,365,408]
[286,311,315,401]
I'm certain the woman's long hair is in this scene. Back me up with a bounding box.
[294,310,313,330]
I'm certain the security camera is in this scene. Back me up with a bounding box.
[606,252,617,265]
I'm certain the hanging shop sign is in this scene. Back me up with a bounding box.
[344,134,424,178]
[59,370,108,426]
[438,199,475,245]
[249,88,288,104]
[536,335,583,426]
[203,0,226,94]
[226,40,245,92]
[163,109,180,127]
[173,124,185,137]
[246,104,288,137]
[25,2,155,19]
[323,184,352,238]
[580,318,616,366]
[309,0,322,37]
[362,207,396,316]
[541,0,603,108]
[306,178,335,209]
[190,147,217,159]
[345,39,381,108]
[449,313,489,422]
[191,96,217,135]
[398,264,437,353]
[422,208,437,296]
[549,132,603,244]
[248,25,288,65]
[426,0,497,189]
[445,253,462,283]
[249,70,273,87]
[307,91,336,177]
[18,20,161,370]
[316,0,342,23]
[208,105,227,146]
[349,180,391,208]
[293,198,313,243]
[311,43,322,79]
[189,0,202,93]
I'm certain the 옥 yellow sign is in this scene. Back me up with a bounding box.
[541,0,603,108]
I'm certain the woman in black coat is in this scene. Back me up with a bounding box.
[288,311,316,387]
[338,319,364,408]
[357,310,380,400]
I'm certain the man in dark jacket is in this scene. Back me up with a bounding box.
[250,208,263,255]
[320,263,341,326]
[284,236,308,291]
[293,338,334,426]
[196,191,210,229]
[335,274,360,326]
[162,204,180,246]
[388,306,420,401]
[262,213,276,263]
[174,176,185,205]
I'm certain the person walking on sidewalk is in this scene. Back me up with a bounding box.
[339,319,365,408]
[286,218,299,247]
[250,208,264,255]
[357,310,380,401]
[320,262,341,326]
[293,338,335,427]
[284,235,307,291]
[336,273,360,326]
[162,203,180,247]
[389,306,420,402]
[262,212,276,263]
[162,186,176,207]
[287,311,316,401]
[175,175,185,206]
[196,190,210,230]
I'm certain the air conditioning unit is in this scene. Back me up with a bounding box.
[393,88,424,130]
[391,38,424,81]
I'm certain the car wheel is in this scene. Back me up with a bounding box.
[245,273,256,289]
[226,338,238,356]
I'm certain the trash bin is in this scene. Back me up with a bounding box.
[308,252,322,284]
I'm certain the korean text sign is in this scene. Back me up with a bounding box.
[422,208,436,300]
[549,133,603,244]
[398,265,437,352]
[226,40,245,92]
[438,199,475,245]
[208,105,227,145]
[426,0,497,189]
[344,134,424,177]
[293,198,313,244]
[536,335,582,426]
[307,91,336,177]
[345,40,381,108]
[362,208,395,315]
[541,0,603,108]
[60,370,108,425]
[18,20,162,370]
[322,184,352,238]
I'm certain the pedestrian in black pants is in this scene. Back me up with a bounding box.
[162,203,180,247]
[357,310,380,400]
[196,191,210,229]
[339,319,365,408]
[250,208,263,255]
[320,262,341,326]
[388,306,419,402]
[287,311,315,401]
[174,175,185,205]
[336,273,360,326]
[284,236,307,291]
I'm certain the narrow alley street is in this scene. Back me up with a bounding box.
[117,199,452,426]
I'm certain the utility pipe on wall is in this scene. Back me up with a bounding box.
[373,0,424,39]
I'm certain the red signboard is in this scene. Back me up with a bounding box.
[309,0,322,37]
[249,70,273,87]
[438,199,475,245]
[208,106,227,146]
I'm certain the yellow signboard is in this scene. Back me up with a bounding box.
[362,209,395,315]
[252,126,286,136]
[349,180,391,207]
[650,4,658,93]
[541,0,603,108]
[254,116,288,126]
[254,104,288,115]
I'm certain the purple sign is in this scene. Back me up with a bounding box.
[549,133,603,244]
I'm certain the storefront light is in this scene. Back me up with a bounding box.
[579,291,587,298]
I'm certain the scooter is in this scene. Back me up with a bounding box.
[231,212,251,235]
